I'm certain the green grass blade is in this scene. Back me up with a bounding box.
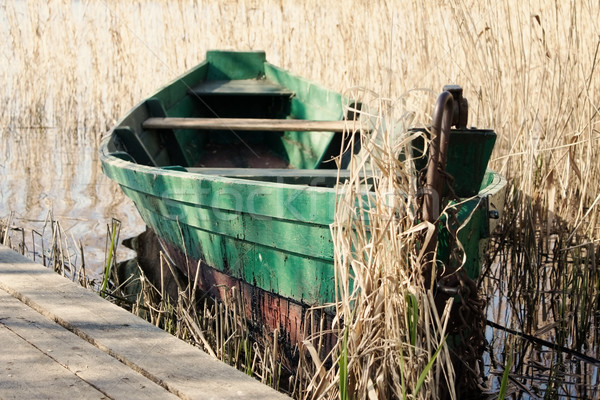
[406,293,419,346]
[339,326,349,400]
[399,347,407,400]
[101,219,120,298]
[413,335,447,396]
[498,347,513,400]
[243,338,253,376]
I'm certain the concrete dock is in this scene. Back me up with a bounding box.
[0,245,288,399]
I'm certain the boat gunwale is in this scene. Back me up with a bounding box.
[100,132,506,199]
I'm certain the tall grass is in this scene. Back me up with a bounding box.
[2,0,600,397]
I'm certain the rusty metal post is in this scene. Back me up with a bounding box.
[443,84,468,129]
[422,91,455,223]
[421,90,455,289]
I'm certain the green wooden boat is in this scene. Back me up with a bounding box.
[100,50,506,345]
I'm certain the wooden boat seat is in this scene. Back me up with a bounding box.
[188,79,294,97]
[186,167,350,178]
[185,167,363,186]
[142,117,352,132]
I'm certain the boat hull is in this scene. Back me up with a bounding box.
[101,153,506,343]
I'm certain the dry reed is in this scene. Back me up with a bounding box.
[3,0,599,239]
[0,211,90,287]
[288,90,468,399]
[3,0,600,237]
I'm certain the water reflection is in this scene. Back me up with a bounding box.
[480,239,600,399]
[0,126,144,277]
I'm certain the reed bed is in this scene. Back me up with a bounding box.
[3,0,600,398]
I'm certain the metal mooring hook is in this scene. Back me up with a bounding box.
[421,84,469,223]
[422,90,455,223]
[421,85,470,289]
[442,84,468,129]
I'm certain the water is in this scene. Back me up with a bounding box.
[0,125,144,278]
[480,244,600,399]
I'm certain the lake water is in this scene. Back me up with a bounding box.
[0,125,144,278]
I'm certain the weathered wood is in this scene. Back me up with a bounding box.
[0,246,288,400]
[0,290,178,400]
[189,79,294,96]
[143,117,352,132]
[1,321,112,400]
[186,167,353,179]
[0,324,106,399]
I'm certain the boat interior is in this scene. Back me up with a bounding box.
[110,76,359,188]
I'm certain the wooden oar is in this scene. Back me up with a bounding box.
[142,117,356,132]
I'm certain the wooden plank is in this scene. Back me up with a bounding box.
[186,167,353,179]
[189,79,293,96]
[183,168,373,189]
[0,289,178,400]
[0,324,106,400]
[0,246,288,400]
[143,117,353,132]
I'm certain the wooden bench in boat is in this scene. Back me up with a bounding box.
[113,118,361,168]
[186,167,351,177]
[188,79,294,97]
[155,79,361,132]
[125,79,363,167]
[184,167,362,186]
[142,117,353,132]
